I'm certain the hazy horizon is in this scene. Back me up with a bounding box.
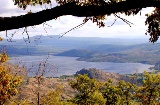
[2,34,152,40]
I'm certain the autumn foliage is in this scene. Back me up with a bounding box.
[69,73,160,105]
[0,66,22,104]
[0,51,22,105]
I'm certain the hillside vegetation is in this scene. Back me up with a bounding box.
[12,69,160,105]
[0,59,159,105]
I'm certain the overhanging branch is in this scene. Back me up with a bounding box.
[0,0,160,31]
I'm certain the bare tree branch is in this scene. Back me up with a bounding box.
[59,17,89,38]
[0,0,159,32]
[114,13,134,27]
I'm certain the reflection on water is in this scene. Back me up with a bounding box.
[8,55,154,77]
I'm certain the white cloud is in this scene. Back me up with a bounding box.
[0,0,155,39]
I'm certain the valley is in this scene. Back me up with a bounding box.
[1,35,160,76]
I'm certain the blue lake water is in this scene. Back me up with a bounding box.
[8,55,154,77]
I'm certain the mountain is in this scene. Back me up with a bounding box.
[1,35,160,67]
[1,35,151,46]
[55,43,160,66]
[0,35,151,56]
[55,49,99,57]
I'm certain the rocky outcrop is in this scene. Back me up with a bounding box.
[75,68,132,83]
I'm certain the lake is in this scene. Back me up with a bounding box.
[8,55,154,77]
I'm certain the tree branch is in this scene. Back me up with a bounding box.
[0,0,160,31]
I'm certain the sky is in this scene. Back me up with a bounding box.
[0,0,155,39]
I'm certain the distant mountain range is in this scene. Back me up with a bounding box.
[0,35,152,55]
[1,35,160,70]
[0,35,152,46]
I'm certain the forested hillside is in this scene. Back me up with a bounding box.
[75,68,132,82]
[56,43,160,70]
